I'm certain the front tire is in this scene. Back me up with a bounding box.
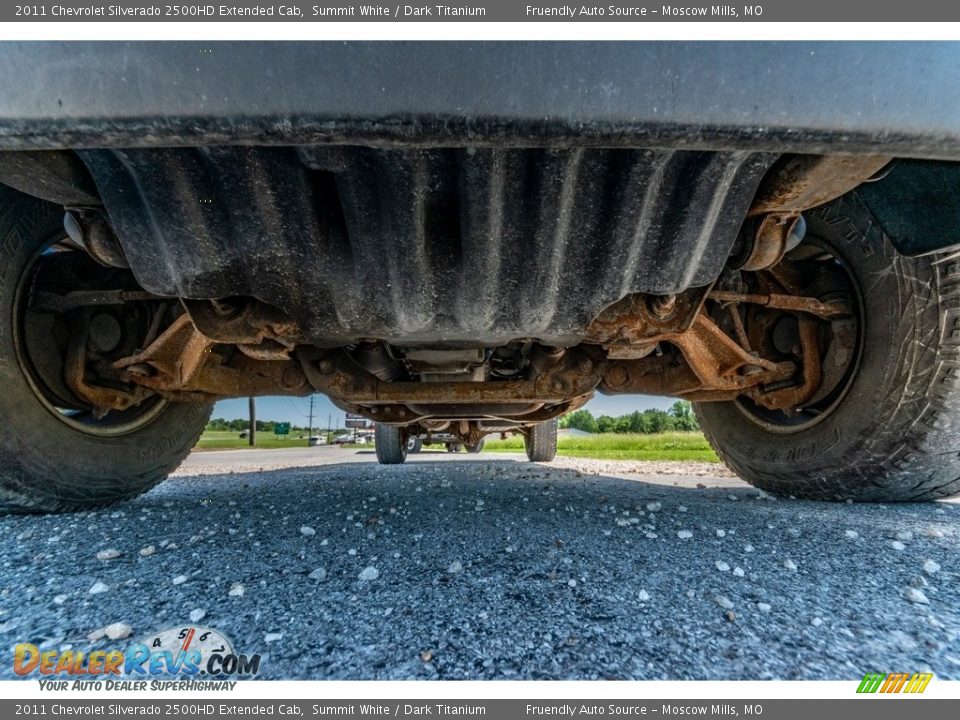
[524,420,558,462]
[0,186,212,514]
[696,193,960,502]
[375,424,407,464]
[465,439,485,453]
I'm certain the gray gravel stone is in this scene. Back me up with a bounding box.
[359,566,379,581]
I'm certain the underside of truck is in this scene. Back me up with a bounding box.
[1,41,959,510]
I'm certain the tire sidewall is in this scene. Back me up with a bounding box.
[696,193,944,495]
[0,189,211,509]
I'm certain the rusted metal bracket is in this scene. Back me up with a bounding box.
[749,155,891,216]
[111,314,310,401]
[298,346,605,406]
[599,314,798,401]
[64,317,152,415]
[707,290,851,320]
[743,316,822,411]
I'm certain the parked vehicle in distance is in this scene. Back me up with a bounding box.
[391,427,490,456]
[2,42,960,511]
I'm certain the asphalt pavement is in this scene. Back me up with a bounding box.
[2,447,958,680]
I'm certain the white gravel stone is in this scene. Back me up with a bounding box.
[895,531,913,541]
[678,505,688,512]
[228,582,245,597]
[189,609,206,623]
[922,559,941,575]
[646,502,662,512]
[172,575,188,585]
[308,567,327,581]
[844,530,859,540]
[264,632,283,642]
[783,559,798,571]
[138,546,155,557]
[300,526,316,537]
[638,589,651,602]
[677,530,693,539]
[567,579,577,588]
[359,566,379,581]
[104,622,133,640]
[891,541,906,551]
[811,617,823,627]
[53,594,68,605]
[89,581,109,595]
[744,544,754,552]
[715,561,731,572]
[757,602,772,613]
[96,549,121,561]
[715,595,734,610]
[903,587,930,605]
[447,560,463,574]
[716,530,726,538]
[733,567,745,577]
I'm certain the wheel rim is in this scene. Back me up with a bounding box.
[732,237,865,435]
[13,239,169,437]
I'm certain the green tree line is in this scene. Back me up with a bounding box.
[559,400,699,434]
[205,418,330,433]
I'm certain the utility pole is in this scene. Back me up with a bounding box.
[248,397,256,446]
[307,394,315,439]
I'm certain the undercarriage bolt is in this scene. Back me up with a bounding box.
[281,364,305,389]
[648,294,677,319]
[605,365,629,390]
[317,359,335,374]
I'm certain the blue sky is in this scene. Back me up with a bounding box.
[212,393,675,429]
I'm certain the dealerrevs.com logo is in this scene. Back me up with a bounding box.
[13,625,261,684]
[857,672,933,694]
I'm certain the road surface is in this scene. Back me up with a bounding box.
[1,447,957,680]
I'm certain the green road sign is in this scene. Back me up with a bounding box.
[275,422,290,436]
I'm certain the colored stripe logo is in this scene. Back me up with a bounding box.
[857,672,933,694]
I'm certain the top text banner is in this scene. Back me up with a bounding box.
[4,1,960,22]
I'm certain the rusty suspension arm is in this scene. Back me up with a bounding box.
[66,281,842,421]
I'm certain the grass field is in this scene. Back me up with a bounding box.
[195,430,315,450]
[196,429,719,462]
[482,432,719,462]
